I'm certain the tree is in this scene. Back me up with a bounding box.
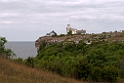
[120,56,124,78]
[85,48,106,67]
[72,58,92,81]
[0,37,16,58]
[0,37,7,54]
[102,65,119,82]
[25,56,34,68]
[35,39,123,82]
[38,40,46,51]
[4,49,16,58]
[122,30,124,34]
[91,67,102,82]
[67,30,72,35]
[64,43,76,52]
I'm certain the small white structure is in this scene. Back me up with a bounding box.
[66,24,86,34]
[46,30,57,36]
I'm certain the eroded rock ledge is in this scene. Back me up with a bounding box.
[35,32,124,50]
[35,34,90,50]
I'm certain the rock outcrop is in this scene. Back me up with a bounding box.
[35,34,90,50]
[35,31,124,50]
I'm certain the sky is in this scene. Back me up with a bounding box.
[0,0,124,41]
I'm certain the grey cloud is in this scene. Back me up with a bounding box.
[0,0,124,41]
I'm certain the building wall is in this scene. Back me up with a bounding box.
[66,27,86,34]
[66,24,86,34]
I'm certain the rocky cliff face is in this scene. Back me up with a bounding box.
[35,34,90,50]
[35,32,124,50]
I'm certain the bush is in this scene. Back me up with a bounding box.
[72,59,92,81]
[102,65,119,82]
[0,37,16,58]
[58,34,65,37]
[91,67,103,82]
[67,30,72,35]
[36,41,123,82]
[25,56,34,68]
[14,57,23,63]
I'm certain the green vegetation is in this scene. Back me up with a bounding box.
[1,35,124,82]
[58,34,66,37]
[0,37,82,83]
[33,40,124,82]
[67,30,72,35]
[0,37,15,58]
[0,56,83,83]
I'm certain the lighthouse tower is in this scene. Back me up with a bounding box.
[66,24,71,33]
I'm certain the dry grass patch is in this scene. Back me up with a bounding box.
[0,57,84,83]
[0,57,123,83]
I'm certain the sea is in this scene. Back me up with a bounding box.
[5,42,37,59]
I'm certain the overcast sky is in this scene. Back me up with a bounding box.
[0,0,124,41]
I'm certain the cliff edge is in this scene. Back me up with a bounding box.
[35,31,124,51]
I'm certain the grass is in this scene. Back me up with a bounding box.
[0,57,85,83]
[0,57,123,83]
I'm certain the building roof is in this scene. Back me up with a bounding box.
[46,30,57,36]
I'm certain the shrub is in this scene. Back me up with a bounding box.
[67,30,72,35]
[102,65,119,82]
[72,59,92,81]
[91,67,103,82]
[0,37,16,58]
[25,56,34,68]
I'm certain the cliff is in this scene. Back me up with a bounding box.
[35,31,124,50]
[35,34,90,50]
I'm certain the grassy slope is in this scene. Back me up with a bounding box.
[0,57,85,83]
[1,57,124,83]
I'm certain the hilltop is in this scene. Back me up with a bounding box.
[0,56,83,83]
[33,30,124,82]
[35,30,124,50]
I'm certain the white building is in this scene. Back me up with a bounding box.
[66,24,86,34]
[46,30,57,36]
